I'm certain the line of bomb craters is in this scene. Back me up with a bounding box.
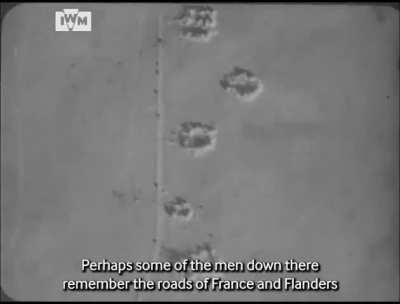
[155,5,264,282]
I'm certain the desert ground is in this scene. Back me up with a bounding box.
[1,3,399,301]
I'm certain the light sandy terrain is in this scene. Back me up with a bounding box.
[1,3,399,301]
[1,3,162,301]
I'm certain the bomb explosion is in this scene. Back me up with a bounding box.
[163,196,194,222]
[170,121,218,158]
[174,5,219,42]
[220,66,264,103]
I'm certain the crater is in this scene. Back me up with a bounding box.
[169,121,218,158]
[159,242,221,280]
[163,196,195,223]
[174,5,219,43]
[220,66,264,103]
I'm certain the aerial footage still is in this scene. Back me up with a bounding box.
[1,3,399,302]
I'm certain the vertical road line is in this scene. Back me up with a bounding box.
[152,11,166,271]
[137,13,165,302]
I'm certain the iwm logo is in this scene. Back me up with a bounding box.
[55,9,92,31]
